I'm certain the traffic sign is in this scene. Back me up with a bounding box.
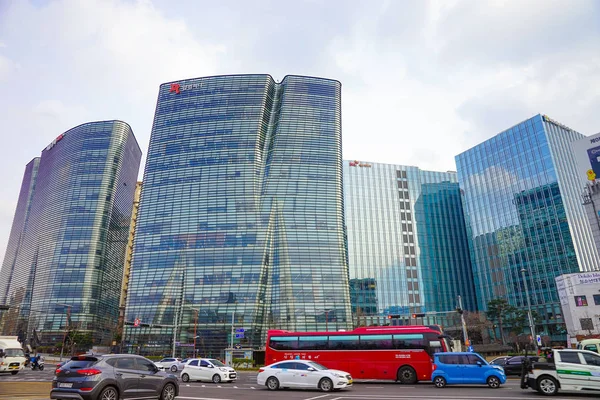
[235,328,245,333]
[134,318,141,327]
[234,344,242,349]
[536,335,542,346]
[235,333,244,339]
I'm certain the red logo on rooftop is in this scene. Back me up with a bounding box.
[169,83,180,94]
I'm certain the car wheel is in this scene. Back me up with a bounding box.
[537,376,559,396]
[10,371,18,375]
[181,373,190,382]
[319,377,334,392]
[487,375,501,388]
[397,366,417,384]
[266,376,279,390]
[212,374,221,383]
[99,386,119,400]
[170,365,178,372]
[433,376,446,388]
[160,383,176,400]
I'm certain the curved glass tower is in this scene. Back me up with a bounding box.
[125,74,351,357]
[0,121,141,346]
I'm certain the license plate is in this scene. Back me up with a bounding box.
[58,383,73,388]
[347,379,353,384]
[229,374,237,378]
[8,366,18,370]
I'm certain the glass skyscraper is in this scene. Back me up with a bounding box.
[343,162,476,326]
[125,74,351,357]
[455,114,600,340]
[0,121,141,346]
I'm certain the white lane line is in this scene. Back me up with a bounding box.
[176,397,235,400]
[303,394,332,400]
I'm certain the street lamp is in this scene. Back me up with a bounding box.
[55,303,72,362]
[520,268,537,350]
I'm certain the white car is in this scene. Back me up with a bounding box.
[154,357,181,372]
[180,358,237,383]
[257,360,352,392]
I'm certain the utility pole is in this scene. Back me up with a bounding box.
[193,309,198,358]
[172,302,179,358]
[230,312,235,351]
[458,296,469,350]
[58,304,72,362]
[521,268,537,350]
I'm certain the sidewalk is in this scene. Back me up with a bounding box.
[0,382,51,400]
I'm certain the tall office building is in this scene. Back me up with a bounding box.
[0,121,141,346]
[125,74,352,357]
[343,162,476,327]
[455,114,600,340]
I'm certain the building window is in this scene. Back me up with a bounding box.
[574,295,588,307]
[580,318,594,331]
[594,294,600,306]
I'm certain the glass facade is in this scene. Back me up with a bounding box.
[0,121,141,346]
[0,158,40,307]
[455,114,600,340]
[343,162,476,326]
[125,74,351,357]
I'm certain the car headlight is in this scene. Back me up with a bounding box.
[219,368,228,372]
[332,373,345,378]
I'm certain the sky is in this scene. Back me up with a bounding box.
[0,0,599,257]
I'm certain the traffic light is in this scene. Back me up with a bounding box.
[387,314,401,319]
[455,307,463,315]
[411,313,426,318]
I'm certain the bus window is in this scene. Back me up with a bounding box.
[393,334,426,350]
[359,335,393,350]
[328,335,359,350]
[269,336,299,350]
[298,336,328,350]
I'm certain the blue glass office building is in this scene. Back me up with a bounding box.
[0,121,141,345]
[343,162,476,326]
[456,114,600,340]
[125,75,352,356]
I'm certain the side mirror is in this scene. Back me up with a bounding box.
[476,361,482,367]
[307,367,315,371]
[208,364,214,368]
[154,365,159,373]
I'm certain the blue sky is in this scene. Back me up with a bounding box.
[0,0,599,255]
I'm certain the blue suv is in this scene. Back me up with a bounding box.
[432,352,506,388]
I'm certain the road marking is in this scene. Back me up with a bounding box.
[177,397,234,400]
[303,395,331,400]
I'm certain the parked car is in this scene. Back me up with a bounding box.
[489,356,511,366]
[524,349,600,395]
[154,357,182,372]
[50,353,179,400]
[503,356,539,376]
[432,352,506,388]
[180,358,237,383]
[257,359,353,392]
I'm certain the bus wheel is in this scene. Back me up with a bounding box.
[397,366,417,384]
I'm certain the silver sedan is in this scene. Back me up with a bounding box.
[257,360,352,392]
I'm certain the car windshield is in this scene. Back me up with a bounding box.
[307,361,328,370]
[4,348,24,357]
[209,359,225,367]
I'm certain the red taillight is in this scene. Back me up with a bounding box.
[258,368,264,373]
[55,369,62,375]
[76,369,101,376]
[432,363,437,371]
[80,388,93,392]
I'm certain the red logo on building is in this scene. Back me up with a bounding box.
[349,160,360,166]
[169,83,181,94]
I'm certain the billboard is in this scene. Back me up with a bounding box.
[571,132,600,186]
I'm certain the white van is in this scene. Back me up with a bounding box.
[577,338,600,354]
[0,336,26,374]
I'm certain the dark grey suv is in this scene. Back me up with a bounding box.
[50,354,179,400]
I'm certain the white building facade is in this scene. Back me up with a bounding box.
[556,272,600,338]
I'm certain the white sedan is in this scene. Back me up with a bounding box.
[180,358,237,383]
[154,357,181,372]
[257,360,353,392]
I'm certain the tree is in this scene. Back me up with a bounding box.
[486,298,516,345]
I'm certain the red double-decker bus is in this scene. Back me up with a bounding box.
[265,325,450,383]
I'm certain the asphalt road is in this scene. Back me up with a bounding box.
[2,370,599,399]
